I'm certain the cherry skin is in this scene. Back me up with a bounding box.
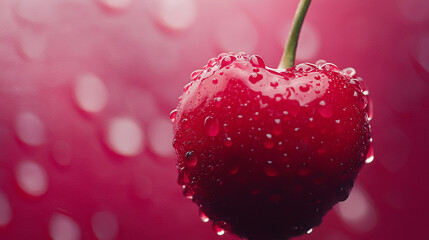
[171,53,371,240]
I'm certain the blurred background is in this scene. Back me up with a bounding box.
[0,0,428,239]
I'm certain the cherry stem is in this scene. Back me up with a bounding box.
[278,0,312,69]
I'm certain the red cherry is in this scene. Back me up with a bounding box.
[172,52,371,239]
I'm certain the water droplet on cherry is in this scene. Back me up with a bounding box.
[204,116,220,137]
[249,54,266,68]
[249,73,263,84]
[170,109,177,123]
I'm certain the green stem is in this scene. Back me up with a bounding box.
[278,0,312,69]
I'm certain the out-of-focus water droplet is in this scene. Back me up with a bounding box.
[223,135,232,147]
[106,117,144,157]
[14,0,54,24]
[337,187,377,233]
[97,0,133,10]
[199,209,209,223]
[49,213,81,240]
[158,0,197,30]
[148,118,175,158]
[318,101,333,118]
[212,78,218,85]
[0,191,12,227]
[264,166,279,177]
[170,109,177,123]
[91,211,119,240]
[213,221,230,236]
[342,67,356,77]
[15,112,46,146]
[204,116,220,137]
[19,31,47,61]
[264,133,274,149]
[74,73,109,113]
[365,145,374,164]
[51,141,72,167]
[15,160,48,197]
[249,55,265,68]
[249,72,263,84]
[314,75,321,80]
[216,14,258,53]
[184,151,197,167]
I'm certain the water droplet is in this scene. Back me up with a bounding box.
[299,84,311,92]
[190,70,203,80]
[320,63,339,72]
[0,191,12,227]
[365,145,374,164]
[214,97,222,108]
[183,187,195,199]
[249,55,266,68]
[264,166,279,177]
[213,221,230,236]
[249,72,263,84]
[357,95,369,110]
[15,112,46,146]
[270,81,279,87]
[318,101,333,118]
[272,119,282,135]
[14,0,54,24]
[219,55,237,68]
[337,186,377,233]
[105,117,144,157]
[367,98,373,121]
[158,0,196,30]
[204,116,220,137]
[49,213,81,240]
[92,211,119,240]
[51,141,72,167]
[223,135,232,147]
[169,109,178,123]
[264,134,274,149]
[342,67,357,77]
[178,168,190,186]
[185,151,197,167]
[199,210,210,223]
[15,160,48,197]
[148,118,175,158]
[314,75,321,80]
[74,73,109,113]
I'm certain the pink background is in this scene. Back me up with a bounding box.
[0,0,428,239]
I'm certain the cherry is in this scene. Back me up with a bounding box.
[171,0,371,239]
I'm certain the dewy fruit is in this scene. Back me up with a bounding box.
[171,1,372,240]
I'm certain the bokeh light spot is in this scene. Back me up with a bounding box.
[49,213,81,240]
[15,111,46,146]
[15,160,48,197]
[106,117,144,157]
[91,211,119,240]
[74,73,109,113]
